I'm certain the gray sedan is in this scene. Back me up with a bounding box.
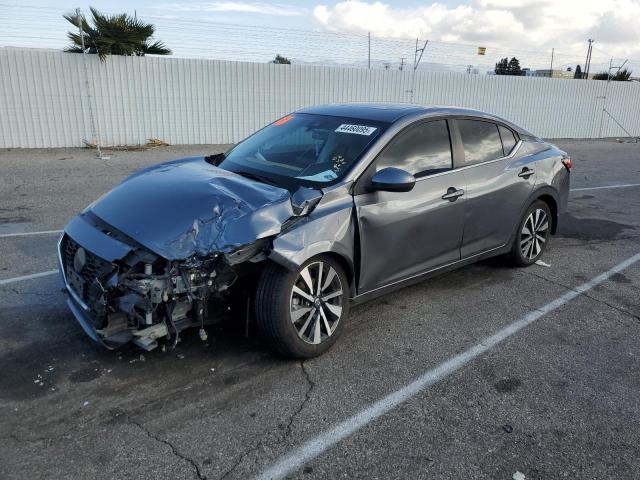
[58,103,571,358]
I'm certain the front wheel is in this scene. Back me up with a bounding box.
[509,200,552,267]
[255,256,349,358]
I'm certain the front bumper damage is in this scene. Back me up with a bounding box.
[58,214,273,351]
[58,167,324,351]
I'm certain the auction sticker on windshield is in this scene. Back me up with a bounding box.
[335,124,377,135]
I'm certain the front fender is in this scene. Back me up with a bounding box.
[269,206,355,274]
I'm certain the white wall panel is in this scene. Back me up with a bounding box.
[1,48,639,148]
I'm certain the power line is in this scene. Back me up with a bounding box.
[1,3,638,75]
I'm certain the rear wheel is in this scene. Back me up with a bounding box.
[509,200,552,266]
[255,255,349,358]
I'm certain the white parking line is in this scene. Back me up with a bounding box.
[0,229,63,239]
[256,252,640,480]
[0,270,59,286]
[571,183,640,192]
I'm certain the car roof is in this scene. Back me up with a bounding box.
[296,102,534,136]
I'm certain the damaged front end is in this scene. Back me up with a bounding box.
[58,157,322,351]
[58,217,263,351]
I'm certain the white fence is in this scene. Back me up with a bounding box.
[1,47,640,148]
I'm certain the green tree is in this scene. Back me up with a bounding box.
[507,57,522,76]
[494,57,509,75]
[614,68,632,81]
[273,54,291,64]
[494,57,523,76]
[64,7,171,62]
[593,68,633,81]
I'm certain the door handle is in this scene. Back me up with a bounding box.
[442,187,464,201]
[518,167,535,179]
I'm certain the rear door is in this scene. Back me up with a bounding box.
[354,119,466,293]
[455,119,536,257]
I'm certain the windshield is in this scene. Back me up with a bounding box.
[216,113,387,190]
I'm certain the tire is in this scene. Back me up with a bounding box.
[509,200,552,267]
[255,255,350,358]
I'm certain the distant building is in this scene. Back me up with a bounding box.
[535,69,595,79]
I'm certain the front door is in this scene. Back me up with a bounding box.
[354,119,466,293]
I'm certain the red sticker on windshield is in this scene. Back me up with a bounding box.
[273,114,294,126]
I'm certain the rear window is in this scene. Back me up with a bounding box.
[217,113,387,190]
[498,125,518,156]
[458,120,504,164]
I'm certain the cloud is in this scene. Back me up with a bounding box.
[313,0,640,58]
[160,2,305,17]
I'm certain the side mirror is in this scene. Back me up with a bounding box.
[369,167,416,193]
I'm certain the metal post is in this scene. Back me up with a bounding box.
[599,59,629,138]
[367,32,371,69]
[409,39,428,103]
[76,8,103,158]
[598,59,613,137]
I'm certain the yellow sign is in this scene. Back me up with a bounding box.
[477,47,486,55]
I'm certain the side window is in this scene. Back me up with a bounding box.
[377,120,452,177]
[498,125,517,156]
[458,120,504,165]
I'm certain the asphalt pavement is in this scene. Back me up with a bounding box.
[0,139,639,479]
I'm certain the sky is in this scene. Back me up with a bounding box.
[2,0,640,73]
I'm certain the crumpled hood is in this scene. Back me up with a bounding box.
[90,157,295,260]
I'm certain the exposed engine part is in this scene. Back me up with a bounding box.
[59,228,269,351]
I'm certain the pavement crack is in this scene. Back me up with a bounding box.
[579,292,640,322]
[553,234,640,249]
[217,361,315,480]
[523,269,639,322]
[284,361,315,439]
[124,413,205,480]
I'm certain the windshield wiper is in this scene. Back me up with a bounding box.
[233,170,277,186]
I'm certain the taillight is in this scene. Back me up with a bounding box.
[561,157,572,171]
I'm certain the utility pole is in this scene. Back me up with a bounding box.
[409,39,428,102]
[584,39,594,79]
[549,48,554,73]
[367,32,371,69]
[413,39,428,70]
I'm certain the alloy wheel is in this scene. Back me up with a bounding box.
[290,261,344,345]
[520,208,549,260]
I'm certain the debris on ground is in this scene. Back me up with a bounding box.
[513,472,526,480]
[83,138,169,151]
[535,260,551,267]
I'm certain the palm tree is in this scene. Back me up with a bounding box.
[64,7,171,61]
